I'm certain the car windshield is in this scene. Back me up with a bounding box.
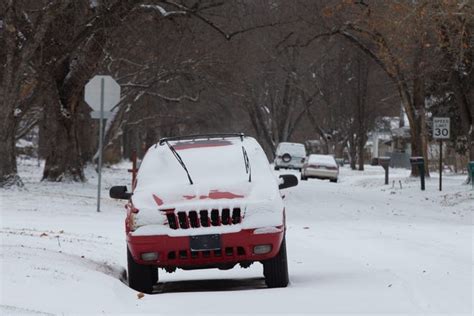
[276,143,306,157]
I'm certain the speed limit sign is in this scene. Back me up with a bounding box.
[433,117,450,139]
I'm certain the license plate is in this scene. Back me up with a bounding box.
[190,234,221,251]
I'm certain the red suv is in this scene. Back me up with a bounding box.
[110,134,298,293]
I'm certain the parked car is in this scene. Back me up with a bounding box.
[301,154,339,182]
[110,133,298,293]
[274,142,307,171]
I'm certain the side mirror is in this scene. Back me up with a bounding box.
[279,174,298,189]
[109,186,132,200]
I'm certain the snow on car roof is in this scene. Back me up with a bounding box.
[307,154,337,167]
[172,139,233,150]
[276,142,306,156]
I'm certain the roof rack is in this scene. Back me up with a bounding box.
[158,133,245,145]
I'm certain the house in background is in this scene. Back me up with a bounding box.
[367,110,412,168]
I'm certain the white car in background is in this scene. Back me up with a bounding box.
[273,142,306,171]
[301,154,339,183]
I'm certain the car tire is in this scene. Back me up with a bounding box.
[263,237,289,288]
[301,175,307,181]
[330,178,338,183]
[151,267,158,285]
[274,166,280,171]
[127,247,154,294]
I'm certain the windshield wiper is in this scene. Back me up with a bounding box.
[242,146,252,182]
[165,141,194,185]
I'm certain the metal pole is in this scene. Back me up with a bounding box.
[420,164,425,191]
[439,140,442,191]
[97,78,105,213]
[385,166,389,185]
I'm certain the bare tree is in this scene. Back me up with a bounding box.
[2,0,280,184]
[304,1,444,176]
[433,1,473,161]
[0,0,71,186]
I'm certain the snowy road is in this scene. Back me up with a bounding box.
[1,160,472,315]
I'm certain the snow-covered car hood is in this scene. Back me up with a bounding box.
[133,180,255,210]
[130,137,285,236]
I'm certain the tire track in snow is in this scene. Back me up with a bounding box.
[0,304,55,316]
[0,228,114,246]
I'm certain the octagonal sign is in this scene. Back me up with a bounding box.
[84,75,121,112]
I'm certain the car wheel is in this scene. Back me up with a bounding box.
[274,166,280,170]
[330,178,338,183]
[301,175,307,181]
[263,237,289,288]
[127,247,154,294]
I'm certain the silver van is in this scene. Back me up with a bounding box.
[274,142,306,171]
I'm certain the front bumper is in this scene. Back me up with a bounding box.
[127,228,284,267]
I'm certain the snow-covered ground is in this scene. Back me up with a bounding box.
[1,159,472,315]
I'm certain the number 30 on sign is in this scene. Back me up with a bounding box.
[433,117,450,139]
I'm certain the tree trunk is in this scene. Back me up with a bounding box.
[334,138,345,158]
[357,134,367,171]
[470,130,474,161]
[407,106,430,177]
[0,10,21,186]
[0,104,22,186]
[103,104,128,164]
[41,81,84,181]
[246,101,276,155]
[405,43,430,177]
[356,53,369,171]
[0,4,23,186]
[348,136,357,170]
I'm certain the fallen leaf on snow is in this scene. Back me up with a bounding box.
[40,233,48,237]
[137,292,145,299]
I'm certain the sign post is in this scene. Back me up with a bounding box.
[433,117,450,192]
[410,157,426,191]
[378,157,391,185]
[85,76,121,212]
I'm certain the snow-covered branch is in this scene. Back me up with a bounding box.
[145,90,200,102]
[139,4,186,17]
